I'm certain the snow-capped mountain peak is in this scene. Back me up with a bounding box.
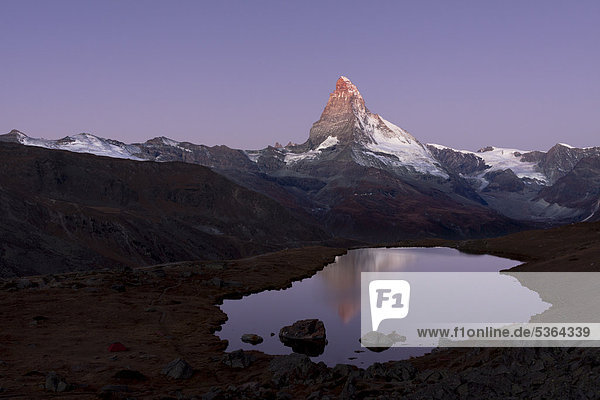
[307,76,369,148]
[297,76,447,177]
[16,132,144,161]
[9,129,27,138]
[0,129,29,142]
[6,77,597,186]
[335,76,363,100]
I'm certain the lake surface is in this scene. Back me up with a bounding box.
[217,247,535,366]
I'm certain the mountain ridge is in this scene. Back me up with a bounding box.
[2,76,599,236]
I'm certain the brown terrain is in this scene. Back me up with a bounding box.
[0,142,331,277]
[396,219,600,271]
[0,247,345,398]
[1,221,600,398]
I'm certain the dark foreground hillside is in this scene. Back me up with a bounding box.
[1,222,600,398]
[0,142,329,277]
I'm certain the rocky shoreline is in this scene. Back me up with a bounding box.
[1,222,600,398]
[0,247,347,398]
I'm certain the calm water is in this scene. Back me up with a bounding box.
[217,247,528,367]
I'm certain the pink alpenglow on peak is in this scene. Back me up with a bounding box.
[335,76,362,98]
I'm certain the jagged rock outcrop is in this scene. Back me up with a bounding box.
[427,144,489,175]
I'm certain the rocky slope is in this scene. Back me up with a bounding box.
[535,156,600,221]
[0,142,329,277]
[428,143,600,221]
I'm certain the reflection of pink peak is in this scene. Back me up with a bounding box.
[318,250,418,290]
[338,300,360,323]
[316,249,418,324]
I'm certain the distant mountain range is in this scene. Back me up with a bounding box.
[2,76,599,274]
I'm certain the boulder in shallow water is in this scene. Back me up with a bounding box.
[387,330,407,343]
[359,331,394,352]
[279,319,327,356]
[279,319,326,342]
[241,333,263,345]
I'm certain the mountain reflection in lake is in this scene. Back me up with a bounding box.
[218,247,523,366]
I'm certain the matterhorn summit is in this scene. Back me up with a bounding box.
[307,76,369,148]
[4,74,600,229]
[300,76,447,177]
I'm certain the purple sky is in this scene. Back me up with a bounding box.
[1,1,599,151]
